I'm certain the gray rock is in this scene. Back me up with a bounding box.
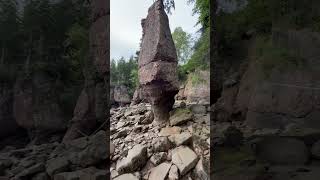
[159,127,181,136]
[150,152,167,166]
[78,131,108,166]
[153,137,173,152]
[16,163,45,178]
[194,158,209,180]
[169,109,193,126]
[169,132,192,146]
[168,164,179,180]
[148,162,172,180]
[114,173,139,180]
[189,104,207,114]
[116,144,147,174]
[46,157,69,176]
[31,172,49,180]
[171,146,199,176]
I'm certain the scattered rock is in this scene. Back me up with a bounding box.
[170,109,193,126]
[150,152,167,166]
[114,173,139,180]
[159,127,182,137]
[194,158,209,180]
[171,146,199,176]
[148,162,172,180]
[153,137,174,152]
[169,132,192,146]
[168,164,179,180]
[46,157,69,176]
[116,144,148,174]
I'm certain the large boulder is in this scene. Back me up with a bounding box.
[116,144,148,174]
[138,0,179,124]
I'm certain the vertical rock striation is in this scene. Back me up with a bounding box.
[138,0,178,125]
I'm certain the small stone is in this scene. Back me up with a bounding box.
[171,146,199,176]
[148,162,172,180]
[168,164,179,180]
[159,127,181,137]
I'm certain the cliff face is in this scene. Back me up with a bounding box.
[213,29,320,129]
[63,0,109,142]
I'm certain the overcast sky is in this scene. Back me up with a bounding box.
[110,0,200,60]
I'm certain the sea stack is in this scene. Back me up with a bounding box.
[138,0,179,125]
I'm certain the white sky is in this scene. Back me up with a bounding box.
[110,0,201,60]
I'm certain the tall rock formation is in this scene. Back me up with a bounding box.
[138,0,178,124]
[63,0,109,141]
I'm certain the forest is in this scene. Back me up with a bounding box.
[0,0,89,116]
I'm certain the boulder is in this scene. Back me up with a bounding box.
[194,158,209,180]
[168,164,179,180]
[171,146,199,176]
[138,0,179,124]
[169,132,192,146]
[153,137,173,152]
[189,104,207,114]
[114,173,139,180]
[46,157,69,176]
[116,144,147,174]
[150,152,167,166]
[169,109,193,126]
[148,162,172,180]
[159,127,181,137]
